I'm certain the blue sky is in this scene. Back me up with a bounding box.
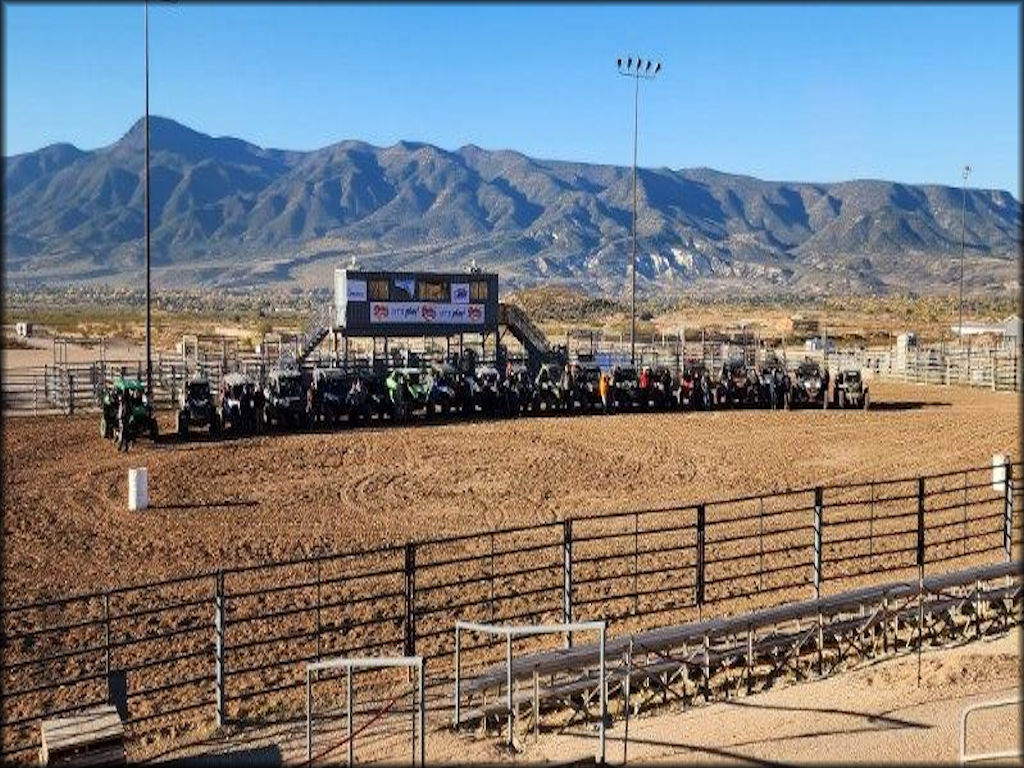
[4,3,1020,197]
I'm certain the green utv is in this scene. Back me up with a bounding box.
[386,367,429,423]
[100,378,159,441]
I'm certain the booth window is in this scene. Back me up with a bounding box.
[418,280,447,301]
[470,281,489,301]
[369,279,389,301]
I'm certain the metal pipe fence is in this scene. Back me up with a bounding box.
[1,460,1020,762]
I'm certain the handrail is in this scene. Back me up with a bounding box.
[959,694,1022,764]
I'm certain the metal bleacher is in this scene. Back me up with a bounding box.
[454,560,1021,739]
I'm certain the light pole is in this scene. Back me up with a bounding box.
[958,164,971,346]
[617,56,661,367]
[144,0,153,399]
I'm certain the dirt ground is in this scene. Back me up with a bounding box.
[2,380,1018,603]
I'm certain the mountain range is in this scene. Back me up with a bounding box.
[3,116,1020,296]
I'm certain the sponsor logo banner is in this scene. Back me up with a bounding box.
[370,302,485,325]
[346,280,367,302]
[451,282,470,304]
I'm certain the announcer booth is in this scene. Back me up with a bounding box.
[332,267,500,366]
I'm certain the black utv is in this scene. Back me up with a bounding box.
[176,374,221,436]
[716,358,758,408]
[790,359,830,409]
[264,368,308,429]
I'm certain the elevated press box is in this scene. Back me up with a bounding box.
[334,268,499,338]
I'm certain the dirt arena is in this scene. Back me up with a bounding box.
[3,380,1018,604]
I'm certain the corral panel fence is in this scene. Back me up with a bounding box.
[1,461,1021,762]
[5,334,1019,416]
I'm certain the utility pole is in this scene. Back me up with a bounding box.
[144,0,153,399]
[616,56,661,367]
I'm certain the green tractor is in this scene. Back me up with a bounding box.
[100,378,159,442]
[385,367,428,423]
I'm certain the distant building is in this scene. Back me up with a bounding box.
[786,315,820,338]
[1001,314,1021,343]
[804,337,836,352]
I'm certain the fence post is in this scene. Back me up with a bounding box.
[813,488,823,599]
[917,478,926,571]
[214,570,226,728]
[1004,461,1014,563]
[315,559,322,661]
[67,372,74,415]
[404,542,416,657]
[696,505,706,616]
[563,520,573,648]
[103,592,111,675]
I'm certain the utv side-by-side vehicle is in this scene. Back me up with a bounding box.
[220,372,260,434]
[832,368,870,410]
[502,364,533,417]
[678,362,712,410]
[101,378,159,443]
[386,367,429,423]
[716,358,758,408]
[756,359,790,411]
[263,368,308,429]
[568,361,603,412]
[308,367,351,426]
[425,363,461,417]
[533,363,564,413]
[610,365,640,411]
[474,365,502,416]
[176,374,220,436]
[790,360,830,409]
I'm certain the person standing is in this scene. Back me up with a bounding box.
[599,370,610,414]
[117,391,130,452]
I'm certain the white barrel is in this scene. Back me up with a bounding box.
[128,467,149,511]
[992,454,1007,494]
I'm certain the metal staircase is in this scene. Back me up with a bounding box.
[499,302,557,368]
